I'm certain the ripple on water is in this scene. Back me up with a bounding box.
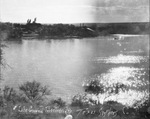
[99,67,149,88]
[94,54,148,64]
[83,66,149,107]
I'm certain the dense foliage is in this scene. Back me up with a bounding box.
[37,24,97,38]
[0,22,149,40]
[0,23,22,39]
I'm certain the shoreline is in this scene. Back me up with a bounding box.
[5,33,149,41]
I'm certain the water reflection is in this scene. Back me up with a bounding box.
[99,67,148,87]
[84,66,149,107]
[96,89,149,107]
[123,49,144,54]
[94,54,148,64]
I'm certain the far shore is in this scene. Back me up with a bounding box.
[0,22,149,41]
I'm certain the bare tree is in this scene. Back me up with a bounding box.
[19,80,51,104]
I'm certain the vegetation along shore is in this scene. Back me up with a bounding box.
[0,80,150,119]
[0,19,149,40]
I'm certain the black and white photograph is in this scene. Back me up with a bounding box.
[0,0,150,119]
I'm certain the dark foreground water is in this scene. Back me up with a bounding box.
[1,35,149,106]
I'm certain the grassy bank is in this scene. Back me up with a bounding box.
[0,80,149,119]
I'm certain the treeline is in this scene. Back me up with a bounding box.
[0,23,22,40]
[0,22,149,40]
[37,24,98,38]
[0,22,98,40]
[96,22,150,35]
[0,80,149,119]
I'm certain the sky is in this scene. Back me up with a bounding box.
[0,0,149,23]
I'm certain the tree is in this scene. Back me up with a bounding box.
[0,44,6,80]
[19,81,51,104]
[0,86,18,119]
[50,98,66,108]
[83,79,127,95]
[82,79,128,107]
[0,45,2,81]
[0,43,5,67]
[2,86,18,105]
[84,80,104,95]
[0,45,2,66]
[71,94,92,108]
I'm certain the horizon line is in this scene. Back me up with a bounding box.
[0,21,149,24]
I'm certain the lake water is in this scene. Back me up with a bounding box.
[1,35,149,105]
